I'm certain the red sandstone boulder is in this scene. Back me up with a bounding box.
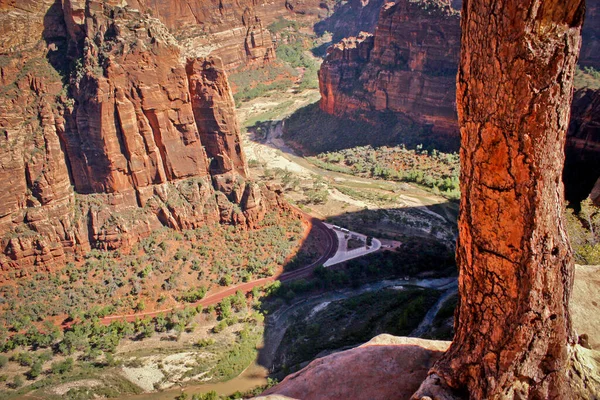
[261,335,450,400]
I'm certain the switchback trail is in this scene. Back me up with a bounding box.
[87,211,338,326]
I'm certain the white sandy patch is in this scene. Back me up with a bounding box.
[121,351,213,391]
[122,365,165,392]
[308,302,331,319]
[327,187,369,208]
[245,140,311,177]
[51,379,102,395]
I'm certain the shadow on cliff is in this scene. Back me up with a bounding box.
[313,0,387,43]
[256,202,458,380]
[43,0,73,84]
[246,98,600,209]
[246,102,461,157]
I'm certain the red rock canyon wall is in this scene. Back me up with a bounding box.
[0,0,286,271]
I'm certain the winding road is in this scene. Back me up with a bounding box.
[94,211,338,326]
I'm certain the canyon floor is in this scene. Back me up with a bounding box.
[4,76,599,400]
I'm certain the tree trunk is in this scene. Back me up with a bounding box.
[413,1,590,399]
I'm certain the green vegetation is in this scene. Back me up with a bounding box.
[273,288,440,373]
[566,198,600,264]
[333,185,397,204]
[178,286,208,303]
[309,145,460,199]
[574,66,600,89]
[0,292,266,397]
[0,204,305,395]
[0,211,302,335]
[282,103,459,155]
[265,236,455,305]
[175,378,278,400]
[267,17,303,34]
[302,176,329,204]
[275,42,320,90]
[231,18,323,108]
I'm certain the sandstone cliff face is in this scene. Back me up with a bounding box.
[314,0,386,42]
[564,88,600,205]
[132,0,330,70]
[0,1,285,270]
[580,0,600,69]
[318,0,461,139]
[187,57,247,177]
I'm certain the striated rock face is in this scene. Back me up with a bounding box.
[187,57,247,177]
[318,0,461,139]
[314,0,387,42]
[564,88,600,205]
[260,335,450,400]
[133,0,324,32]
[62,3,210,195]
[580,0,600,69]
[0,1,287,270]
[132,0,330,70]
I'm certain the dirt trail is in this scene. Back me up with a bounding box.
[71,211,338,327]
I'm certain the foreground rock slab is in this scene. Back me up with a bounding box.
[259,335,450,400]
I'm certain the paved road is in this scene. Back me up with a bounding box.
[92,210,338,326]
[279,212,338,281]
[322,224,382,267]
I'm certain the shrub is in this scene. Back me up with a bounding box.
[51,357,73,375]
[11,375,23,388]
[177,286,207,303]
[26,360,42,380]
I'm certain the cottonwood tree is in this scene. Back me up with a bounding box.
[413,1,599,399]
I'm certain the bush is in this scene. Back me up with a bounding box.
[195,338,215,348]
[177,286,207,303]
[26,360,42,380]
[212,321,227,334]
[51,357,74,375]
[566,199,600,264]
[11,375,23,389]
[12,352,34,367]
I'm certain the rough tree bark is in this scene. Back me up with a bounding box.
[412,1,599,399]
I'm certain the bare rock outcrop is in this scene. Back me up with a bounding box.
[580,0,600,69]
[564,88,600,205]
[261,335,450,400]
[132,0,331,70]
[318,0,461,140]
[0,1,287,271]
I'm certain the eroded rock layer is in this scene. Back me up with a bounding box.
[0,1,287,271]
[314,0,387,42]
[564,88,600,205]
[318,0,461,139]
[132,0,332,70]
[261,335,450,400]
[581,0,600,69]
